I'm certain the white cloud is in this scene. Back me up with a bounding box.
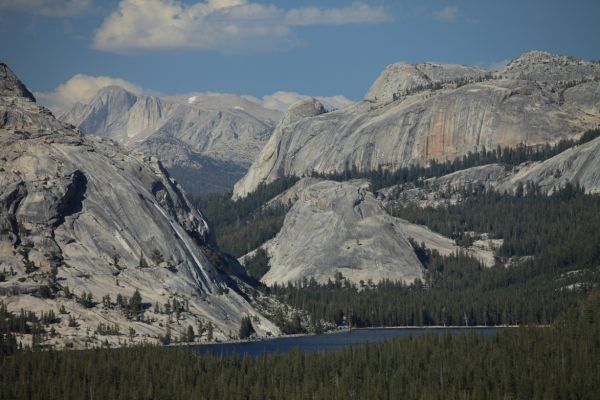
[0,0,92,17]
[433,6,458,22]
[92,0,390,54]
[253,91,354,112]
[35,74,145,114]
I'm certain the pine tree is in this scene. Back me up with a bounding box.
[238,316,255,339]
[150,249,164,265]
[138,252,149,269]
[129,290,143,319]
[207,322,214,341]
[186,325,195,343]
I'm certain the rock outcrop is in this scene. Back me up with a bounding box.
[365,61,489,103]
[61,87,282,194]
[0,62,35,101]
[245,178,496,285]
[257,179,424,285]
[233,51,600,199]
[380,135,600,210]
[0,62,278,347]
[500,50,600,83]
[379,164,514,208]
[499,135,600,194]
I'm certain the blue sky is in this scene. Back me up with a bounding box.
[1,0,599,110]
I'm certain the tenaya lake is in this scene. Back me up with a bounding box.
[188,327,507,357]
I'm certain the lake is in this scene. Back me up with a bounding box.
[189,327,505,357]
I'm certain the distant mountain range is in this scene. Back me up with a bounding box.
[60,87,354,195]
[60,88,282,194]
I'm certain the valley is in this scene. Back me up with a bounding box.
[1,36,599,399]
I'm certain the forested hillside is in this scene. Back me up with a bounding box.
[193,177,298,257]
[274,185,600,328]
[1,291,598,399]
[190,132,600,332]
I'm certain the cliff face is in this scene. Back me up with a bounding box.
[233,51,600,199]
[62,87,282,194]
[0,62,278,347]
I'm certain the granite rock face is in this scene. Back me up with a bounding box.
[499,135,600,194]
[247,177,496,285]
[232,98,327,199]
[563,82,600,114]
[379,164,513,208]
[257,179,424,285]
[0,62,35,101]
[62,87,282,194]
[380,135,600,210]
[0,62,278,346]
[233,51,600,199]
[365,61,489,103]
[500,51,600,83]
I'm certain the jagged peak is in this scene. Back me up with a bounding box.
[0,61,74,132]
[94,85,138,101]
[0,61,36,101]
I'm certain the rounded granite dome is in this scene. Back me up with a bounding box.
[282,97,326,125]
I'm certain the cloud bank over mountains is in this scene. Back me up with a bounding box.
[36,74,354,115]
[248,91,354,112]
[35,74,149,113]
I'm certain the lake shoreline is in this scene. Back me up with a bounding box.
[185,325,521,351]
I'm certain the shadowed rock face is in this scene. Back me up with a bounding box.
[61,87,282,194]
[0,62,278,346]
[0,62,35,101]
[233,51,600,199]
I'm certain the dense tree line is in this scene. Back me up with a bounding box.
[213,206,288,258]
[0,292,598,399]
[192,177,298,257]
[0,303,53,354]
[389,183,600,270]
[243,248,270,280]
[271,247,597,328]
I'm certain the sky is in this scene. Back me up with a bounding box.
[1,0,599,112]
